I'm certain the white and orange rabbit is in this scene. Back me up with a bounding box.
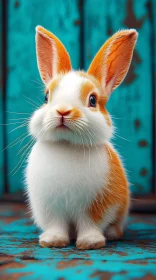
[26,26,138,249]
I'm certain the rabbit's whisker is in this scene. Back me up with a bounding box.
[25,100,40,109]
[75,123,103,165]
[30,79,43,86]
[22,94,41,108]
[5,110,30,115]
[1,120,29,126]
[2,132,28,152]
[18,133,31,148]
[17,138,33,156]
[74,123,92,166]
[9,117,30,121]
[115,133,131,142]
[10,125,47,176]
[10,140,34,176]
[9,122,29,133]
[110,114,123,120]
[37,96,43,103]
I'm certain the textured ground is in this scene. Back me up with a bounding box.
[0,203,156,280]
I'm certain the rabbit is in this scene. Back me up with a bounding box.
[26,26,138,250]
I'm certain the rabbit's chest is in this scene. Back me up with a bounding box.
[27,141,109,211]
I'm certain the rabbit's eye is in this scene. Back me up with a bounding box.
[89,94,96,107]
[45,92,49,103]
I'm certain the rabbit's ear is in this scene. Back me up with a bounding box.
[88,29,138,98]
[36,26,72,84]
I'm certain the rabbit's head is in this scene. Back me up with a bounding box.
[29,26,138,145]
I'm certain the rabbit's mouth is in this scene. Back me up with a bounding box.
[55,115,71,131]
[56,124,70,131]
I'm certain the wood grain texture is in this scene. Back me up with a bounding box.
[0,203,156,279]
[5,0,81,193]
[84,0,153,194]
[0,2,4,195]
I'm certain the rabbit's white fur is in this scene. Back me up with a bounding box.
[26,72,117,246]
[26,141,115,245]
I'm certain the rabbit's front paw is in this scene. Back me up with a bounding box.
[39,231,69,248]
[76,231,105,250]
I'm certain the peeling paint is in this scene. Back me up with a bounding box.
[138,140,148,147]
[140,168,148,176]
[14,1,20,8]
[134,119,141,130]
[124,0,147,29]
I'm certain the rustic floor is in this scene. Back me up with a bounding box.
[0,203,156,280]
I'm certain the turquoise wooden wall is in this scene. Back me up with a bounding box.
[0,0,155,197]
[84,0,154,195]
[0,1,4,196]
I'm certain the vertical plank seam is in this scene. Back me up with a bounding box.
[2,0,8,194]
[79,0,84,69]
[150,0,156,194]
[153,0,156,193]
[0,0,4,196]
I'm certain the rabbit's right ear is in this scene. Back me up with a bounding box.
[88,29,138,99]
[36,26,72,85]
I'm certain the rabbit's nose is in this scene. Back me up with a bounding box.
[56,108,72,116]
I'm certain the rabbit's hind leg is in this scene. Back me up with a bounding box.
[105,224,123,241]
[105,207,128,241]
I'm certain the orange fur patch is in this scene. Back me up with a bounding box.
[78,71,101,89]
[98,96,111,126]
[78,72,111,125]
[47,75,62,101]
[71,108,82,120]
[88,144,129,224]
[80,82,95,105]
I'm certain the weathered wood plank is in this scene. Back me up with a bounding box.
[152,0,156,192]
[6,0,81,193]
[0,203,156,279]
[0,1,4,195]
[84,0,153,194]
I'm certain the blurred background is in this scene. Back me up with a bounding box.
[0,0,155,204]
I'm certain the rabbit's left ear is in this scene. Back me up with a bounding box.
[88,29,138,98]
[36,26,72,85]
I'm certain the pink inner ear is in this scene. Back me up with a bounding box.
[105,32,138,93]
[36,31,54,84]
[36,26,72,85]
[87,30,138,97]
